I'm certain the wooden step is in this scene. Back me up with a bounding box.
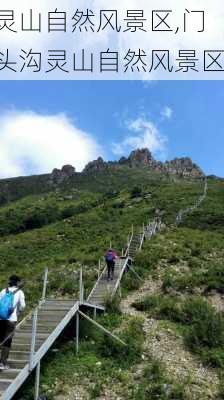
[11,342,43,352]
[44,299,75,304]
[34,314,66,322]
[8,359,27,369]
[0,379,14,392]
[0,368,22,380]
[20,325,54,333]
[24,321,58,328]
[8,351,29,361]
[14,332,49,341]
[37,311,65,316]
[39,306,72,311]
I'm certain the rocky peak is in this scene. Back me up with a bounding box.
[164,157,204,177]
[128,148,156,167]
[83,157,108,174]
[82,148,204,178]
[51,164,76,184]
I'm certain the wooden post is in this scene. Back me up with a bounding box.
[29,308,38,371]
[34,361,40,400]
[76,311,79,354]
[41,267,48,301]
[93,307,97,320]
[131,224,134,236]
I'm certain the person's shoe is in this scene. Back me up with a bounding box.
[0,362,5,370]
[0,362,9,370]
[111,276,114,280]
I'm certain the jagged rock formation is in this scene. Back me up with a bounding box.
[163,157,204,178]
[51,165,76,184]
[83,148,204,178]
[83,157,108,174]
[120,148,157,168]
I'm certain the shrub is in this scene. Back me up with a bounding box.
[96,317,144,366]
[133,361,187,400]
[133,295,183,323]
[104,294,121,314]
[131,186,142,198]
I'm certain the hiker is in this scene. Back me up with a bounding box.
[105,249,118,281]
[0,275,26,370]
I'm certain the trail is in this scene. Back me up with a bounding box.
[120,277,220,400]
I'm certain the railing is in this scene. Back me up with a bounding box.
[87,258,107,302]
[124,224,134,257]
[111,257,129,297]
[176,178,207,225]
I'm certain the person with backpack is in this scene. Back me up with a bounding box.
[0,275,26,370]
[105,249,118,281]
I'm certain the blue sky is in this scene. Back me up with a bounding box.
[0,80,222,178]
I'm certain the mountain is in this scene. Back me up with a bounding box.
[0,148,204,205]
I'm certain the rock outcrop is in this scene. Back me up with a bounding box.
[163,158,204,178]
[83,148,204,178]
[83,157,108,174]
[51,165,76,184]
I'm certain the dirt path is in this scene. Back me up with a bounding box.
[120,278,220,400]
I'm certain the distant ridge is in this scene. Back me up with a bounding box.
[83,148,204,178]
[0,148,204,205]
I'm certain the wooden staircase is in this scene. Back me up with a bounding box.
[87,257,129,306]
[0,299,80,400]
[0,217,161,400]
[127,231,146,259]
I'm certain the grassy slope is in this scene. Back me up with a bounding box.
[0,169,218,399]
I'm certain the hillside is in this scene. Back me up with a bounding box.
[0,150,223,399]
[0,148,203,205]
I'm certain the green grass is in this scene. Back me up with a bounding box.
[0,171,222,398]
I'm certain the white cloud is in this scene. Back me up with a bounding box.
[112,117,168,160]
[161,106,173,120]
[0,111,102,178]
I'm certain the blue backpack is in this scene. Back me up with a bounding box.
[105,252,114,262]
[0,288,18,320]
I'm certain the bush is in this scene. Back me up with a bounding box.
[96,317,144,366]
[183,298,224,350]
[133,295,183,323]
[201,348,224,368]
[131,186,142,198]
[133,361,187,400]
[104,294,121,314]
